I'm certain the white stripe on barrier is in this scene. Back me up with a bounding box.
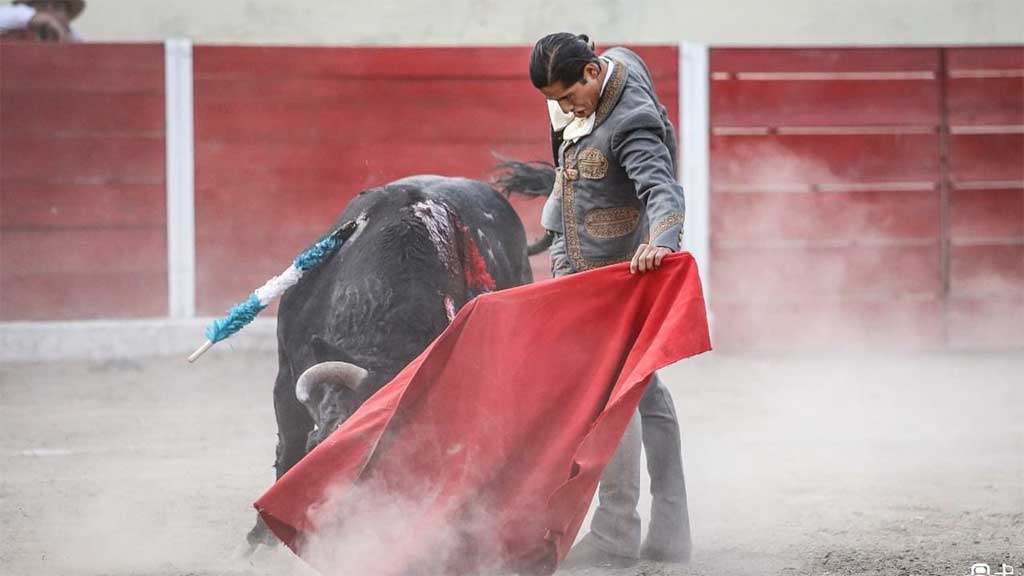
[681,42,711,309]
[165,38,196,319]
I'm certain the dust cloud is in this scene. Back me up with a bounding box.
[298,482,504,575]
[3,350,1019,576]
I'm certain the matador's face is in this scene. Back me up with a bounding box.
[539,61,604,119]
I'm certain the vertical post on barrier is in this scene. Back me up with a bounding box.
[680,42,711,309]
[165,38,196,318]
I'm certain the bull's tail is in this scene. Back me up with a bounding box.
[490,157,556,198]
[491,157,557,255]
[527,230,554,256]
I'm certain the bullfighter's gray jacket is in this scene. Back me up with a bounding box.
[541,47,685,272]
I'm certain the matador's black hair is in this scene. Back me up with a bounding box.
[529,32,600,89]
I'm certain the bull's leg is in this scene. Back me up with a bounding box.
[271,366,314,479]
[244,352,311,550]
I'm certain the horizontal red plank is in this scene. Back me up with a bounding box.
[950,187,1024,240]
[0,137,165,183]
[711,79,938,127]
[0,42,162,70]
[710,298,945,351]
[193,195,546,251]
[711,133,940,184]
[195,181,547,240]
[0,42,163,93]
[195,75,535,104]
[946,78,1024,126]
[710,190,940,242]
[2,182,165,229]
[0,92,164,136]
[949,245,1024,298]
[196,75,679,121]
[2,228,166,276]
[947,297,1024,349]
[194,185,544,236]
[195,141,550,191]
[195,45,679,81]
[194,46,529,79]
[711,48,940,73]
[195,86,677,145]
[949,133,1024,182]
[194,81,558,144]
[196,207,340,250]
[0,271,166,321]
[710,245,941,298]
[0,68,164,94]
[946,47,1024,71]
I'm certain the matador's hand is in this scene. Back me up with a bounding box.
[630,243,672,274]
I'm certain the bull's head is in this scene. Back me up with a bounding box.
[295,361,369,450]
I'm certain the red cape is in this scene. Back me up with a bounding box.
[255,254,711,575]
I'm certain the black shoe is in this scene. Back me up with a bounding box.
[560,537,639,570]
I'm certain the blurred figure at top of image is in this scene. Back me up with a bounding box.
[0,0,85,42]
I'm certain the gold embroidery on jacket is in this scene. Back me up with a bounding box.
[594,59,628,128]
[650,213,684,242]
[560,145,588,271]
[584,207,640,239]
[561,170,634,270]
[578,148,609,180]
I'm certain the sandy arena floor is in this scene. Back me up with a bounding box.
[1,350,1021,576]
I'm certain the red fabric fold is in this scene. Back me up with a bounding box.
[254,253,711,575]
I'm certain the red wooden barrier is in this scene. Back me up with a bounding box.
[709,46,1024,350]
[192,45,678,315]
[3,42,1018,353]
[0,43,167,321]
[945,47,1024,348]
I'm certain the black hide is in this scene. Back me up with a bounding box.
[272,176,532,476]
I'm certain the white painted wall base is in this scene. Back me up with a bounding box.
[0,319,277,363]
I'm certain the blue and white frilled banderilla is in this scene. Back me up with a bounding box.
[187,220,360,363]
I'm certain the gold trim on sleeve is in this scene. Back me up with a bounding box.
[650,213,684,242]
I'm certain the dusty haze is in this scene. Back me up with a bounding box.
[1,349,1020,575]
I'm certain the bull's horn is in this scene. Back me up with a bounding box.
[295,362,369,404]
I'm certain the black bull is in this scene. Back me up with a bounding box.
[247,165,555,548]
